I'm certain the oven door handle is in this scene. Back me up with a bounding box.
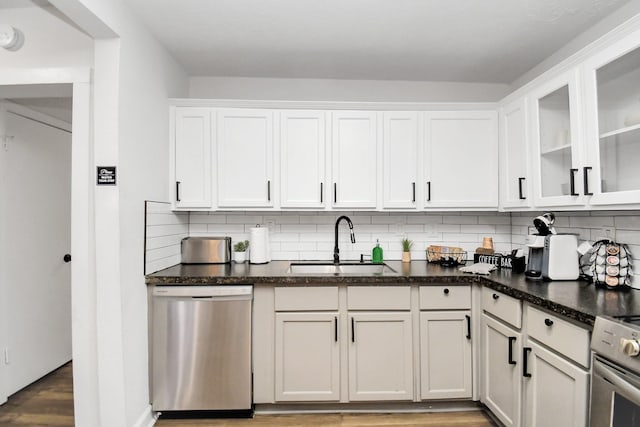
[595,360,640,404]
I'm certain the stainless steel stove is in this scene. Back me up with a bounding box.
[590,316,640,426]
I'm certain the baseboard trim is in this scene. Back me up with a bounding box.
[133,404,159,427]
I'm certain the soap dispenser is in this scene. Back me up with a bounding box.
[372,239,384,264]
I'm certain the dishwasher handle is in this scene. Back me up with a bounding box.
[152,285,253,298]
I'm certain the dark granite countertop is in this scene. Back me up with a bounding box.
[146,260,640,326]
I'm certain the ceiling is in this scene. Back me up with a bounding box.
[125,0,632,84]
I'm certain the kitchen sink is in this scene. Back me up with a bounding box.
[286,262,397,275]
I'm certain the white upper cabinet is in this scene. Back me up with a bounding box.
[500,98,531,209]
[530,70,586,207]
[582,30,640,206]
[279,110,326,208]
[331,111,378,209]
[216,109,274,208]
[172,107,212,209]
[382,112,419,209]
[423,111,498,208]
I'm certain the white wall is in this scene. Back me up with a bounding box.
[189,76,511,102]
[64,1,190,425]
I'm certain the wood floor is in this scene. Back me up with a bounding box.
[0,362,74,427]
[156,411,496,427]
[0,363,496,427]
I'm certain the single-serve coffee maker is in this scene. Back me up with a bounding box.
[525,213,579,281]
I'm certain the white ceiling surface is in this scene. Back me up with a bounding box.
[125,0,631,84]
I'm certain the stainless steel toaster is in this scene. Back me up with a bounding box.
[181,237,232,264]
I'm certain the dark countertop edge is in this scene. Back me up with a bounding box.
[145,271,595,327]
[478,278,595,327]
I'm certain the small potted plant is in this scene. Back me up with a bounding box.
[233,240,249,263]
[401,238,413,263]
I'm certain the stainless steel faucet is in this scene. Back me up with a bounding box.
[334,215,356,263]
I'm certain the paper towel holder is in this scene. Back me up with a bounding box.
[249,224,271,264]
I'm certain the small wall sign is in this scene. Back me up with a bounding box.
[97,166,117,185]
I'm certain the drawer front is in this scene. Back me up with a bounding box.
[348,286,411,310]
[420,285,470,310]
[275,286,338,311]
[482,287,522,329]
[526,305,591,368]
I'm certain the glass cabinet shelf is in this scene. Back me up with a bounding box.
[599,122,640,139]
[541,143,572,155]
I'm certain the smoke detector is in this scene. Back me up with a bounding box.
[0,25,24,51]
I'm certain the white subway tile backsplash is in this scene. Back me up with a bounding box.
[443,215,478,224]
[569,216,615,228]
[460,224,497,233]
[144,206,640,271]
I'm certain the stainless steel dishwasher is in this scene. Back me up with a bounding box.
[151,285,252,411]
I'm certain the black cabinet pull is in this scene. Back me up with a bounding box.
[508,337,516,365]
[518,177,526,200]
[427,181,431,201]
[569,168,579,196]
[334,183,337,204]
[267,180,271,201]
[320,182,323,203]
[63,254,72,263]
[544,318,554,327]
[176,181,181,202]
[465,315,471,340]
[523,347,532,378]
[412,182,416,202]
[492,293,499,300]
[443,288,449,295]
[334,316,338,342]
[351,317,355,343]
[584,166,593,196]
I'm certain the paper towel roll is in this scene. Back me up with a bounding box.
[249,226,270,264]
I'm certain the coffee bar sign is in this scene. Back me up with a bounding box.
[97,166,116,185]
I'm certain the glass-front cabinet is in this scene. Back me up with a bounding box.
[531,70,586,207]
[583,31,640,206]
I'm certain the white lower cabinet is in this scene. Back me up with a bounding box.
[522,339,589,427]
[348,312,414,401]
[420,311,472,399]
[481,293,591,427]
[482,313,522,427]
[274,312,340,401]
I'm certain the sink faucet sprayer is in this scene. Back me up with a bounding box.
[334,215,356,264]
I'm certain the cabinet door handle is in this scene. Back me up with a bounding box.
[320,182,323,203]
[334,316,338,342]
[427,181,431,201]
[569,168,579,196]
[523,347,532,378]
[465,314,471,340]
[334,183,337,204]
[544,318,554,327]
[412,182,416,203]
[508,337,516,365]
[176,181,181,202]
[518,177,526,200]
[584,166,593,196]
[267,180,271,201]
[492,293,499,300]
[351,317,355,343]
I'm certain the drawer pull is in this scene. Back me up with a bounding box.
[523,347,532,378]
[544,318,554,327]
[508,337,516,365]
[492,293,499,300]
[443,288,449,295]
